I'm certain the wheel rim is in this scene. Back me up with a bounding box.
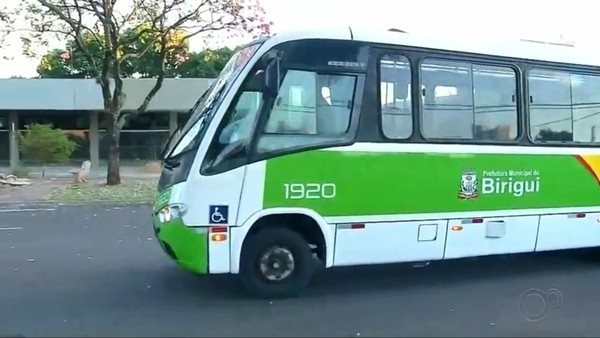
[258,245,295,281]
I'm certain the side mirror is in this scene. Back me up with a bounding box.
[245,69,264,92]
[263,58,279,97]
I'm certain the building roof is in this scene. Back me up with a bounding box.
[0,78,213,112]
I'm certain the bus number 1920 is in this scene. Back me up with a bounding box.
[283,183,336,200]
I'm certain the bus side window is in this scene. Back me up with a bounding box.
[257,69,356,154]
[529,69,572,142]
[213,91,263,148]
[217,91,262,144]
[472,64,518,141]
[421,60,474,139]
[379,54,412,139]
[530,70,600,143]
[421,59,518,141]
[572,73,600,143]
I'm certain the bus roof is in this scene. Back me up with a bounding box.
[267,27,600,68]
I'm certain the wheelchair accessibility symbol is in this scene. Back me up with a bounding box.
[209,205,228,224]
[518,288,562,321]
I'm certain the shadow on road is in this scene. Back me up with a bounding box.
[154,248,600,300]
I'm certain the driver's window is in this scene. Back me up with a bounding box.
[217,91,262,145]
[257,69,356,153]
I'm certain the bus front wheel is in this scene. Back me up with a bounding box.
[239,228,315,298]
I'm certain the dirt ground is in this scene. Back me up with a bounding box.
[0,179,70,203]
[0,177,157,204]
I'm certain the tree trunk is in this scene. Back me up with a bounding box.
[106,112,121,185]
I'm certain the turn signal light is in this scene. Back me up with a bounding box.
[211,234,227,242]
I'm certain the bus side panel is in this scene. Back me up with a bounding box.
[229,161,267,274]
[443,215,539,259]
[236,161,267,227]
[536,212,600,251]
[184,167,247,274]
[183,166,247,227]
[332,220,448,267]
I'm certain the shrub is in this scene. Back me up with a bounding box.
[19,123,77,164]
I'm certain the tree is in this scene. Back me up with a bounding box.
[10,0,270,185]
[0,4,15,60]
[175,47,236,78]
[0,8,7,41]
[38,48,87,78]
[38,42,238,79]
[37,24,197,78]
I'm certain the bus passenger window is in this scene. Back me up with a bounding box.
[379,54,412,139]
[421,60,474,139]
[257,69,356,153]
[530,70,600,144]
[421,59,518,141]
[472,64,518,141]
[571,73,600,143]
[528,69,572,142]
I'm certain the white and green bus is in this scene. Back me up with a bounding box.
[153,27,600,298]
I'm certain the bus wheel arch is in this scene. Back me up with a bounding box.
[231,208,333,274]
[245,213,326,262]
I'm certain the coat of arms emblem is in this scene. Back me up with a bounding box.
[458,169,479,199]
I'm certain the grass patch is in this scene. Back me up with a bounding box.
[44,179,158,204]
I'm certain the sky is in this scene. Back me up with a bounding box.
[0,0,597,78]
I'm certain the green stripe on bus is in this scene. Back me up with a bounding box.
[263,150,600,216]
[154,215,209,274]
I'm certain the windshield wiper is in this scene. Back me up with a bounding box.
[190,84,213,113]
[199,85,226,117]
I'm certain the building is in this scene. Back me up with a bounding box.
[0,78,213,169]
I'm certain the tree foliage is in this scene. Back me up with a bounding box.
[37,24,196,78]
[0,7,7,40]
[19,123,77,164]
[38,41,238,78]
[171,47,236,78]
[6,0,271,185]
[0,4,15,60]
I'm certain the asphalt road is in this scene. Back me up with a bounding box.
[3,204,600,337]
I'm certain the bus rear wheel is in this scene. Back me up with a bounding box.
[239,228,315,298]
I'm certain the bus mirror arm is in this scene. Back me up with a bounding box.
[263,58,279,97]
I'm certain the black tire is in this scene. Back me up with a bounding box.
[239,228,315,299]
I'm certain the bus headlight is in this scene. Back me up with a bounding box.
[158,204,188,223]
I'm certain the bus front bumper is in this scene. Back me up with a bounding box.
[152,215,209,274]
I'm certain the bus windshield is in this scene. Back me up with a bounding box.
[164,42,263,161]
[161,82,214,159]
